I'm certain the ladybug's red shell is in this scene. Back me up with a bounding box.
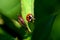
[26,14,33,22]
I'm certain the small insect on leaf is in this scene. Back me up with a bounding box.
[26,14,35,22]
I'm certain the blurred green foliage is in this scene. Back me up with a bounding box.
[0,0,20,20]
[0,0,60,40]
[31,0,60,40]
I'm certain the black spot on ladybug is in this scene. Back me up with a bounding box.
[29,16,32,19]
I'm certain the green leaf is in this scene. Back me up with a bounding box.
[0,0,21,20]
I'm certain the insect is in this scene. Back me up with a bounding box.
[26,14,35,22]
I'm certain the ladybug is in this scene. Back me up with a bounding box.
[26,14,34,22]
